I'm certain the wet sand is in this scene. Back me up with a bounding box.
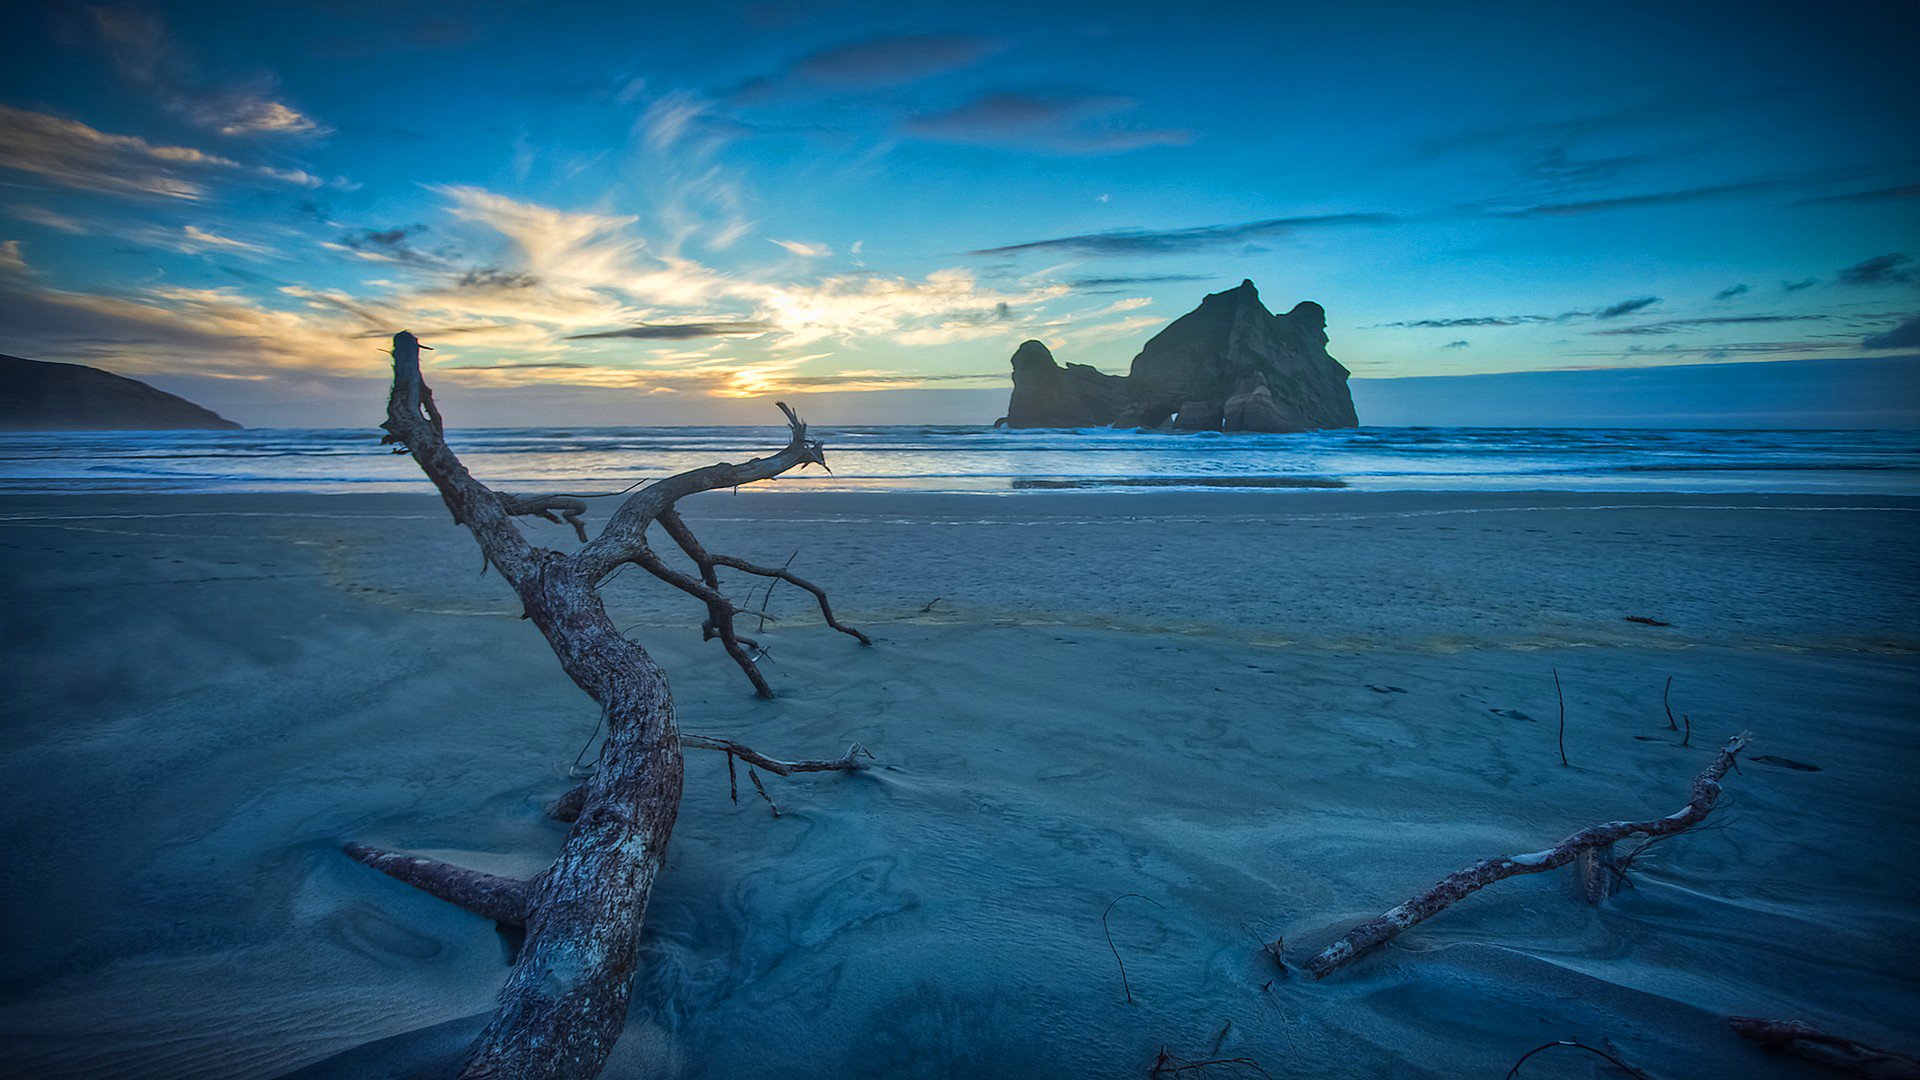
[1,490,1915,1078]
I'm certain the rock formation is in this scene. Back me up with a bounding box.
[1,354,240,430]
[998,280,1358,433]
[997,339,1129,428]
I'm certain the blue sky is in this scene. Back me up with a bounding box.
[1,0,1916,425]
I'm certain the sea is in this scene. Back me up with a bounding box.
[1,426,1916,496]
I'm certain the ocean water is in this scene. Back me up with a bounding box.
[0,426,1915,496]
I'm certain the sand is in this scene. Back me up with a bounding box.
[1,490,1916,1078]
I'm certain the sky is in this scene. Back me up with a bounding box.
[0,0,1916,427]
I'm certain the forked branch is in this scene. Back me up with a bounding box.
[1303,732,1751,979]
[1729,1017,1920,1079]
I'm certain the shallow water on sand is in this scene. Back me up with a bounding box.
[2,426,1916,496]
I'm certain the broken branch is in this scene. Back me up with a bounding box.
[1302,731,1751,979]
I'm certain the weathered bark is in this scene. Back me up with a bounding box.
[1303,732,1751,980]
[349,331,866,1079]
[548,735,872,823]
[344,843,531,925]
[1729,1017,1920,1079]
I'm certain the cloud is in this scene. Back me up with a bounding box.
[1836,253,1915,287]
[568,321,775,340]
[968,212,1396,257]
[1384,297,1664,328]
[1715,283,1750,300]
[0,239,24,274]
[1068,274,1213,289]
[1481,177,1794,217]
[1442,340,1470,349]
[768,238,831,257]
[89,7,327,137]
[1863,317,1920,350]
[1596,296,1661,319]
[903,92,1193,155]
[1588,314,1828,336]
[0,105,324,199]
[1793,182,1920,205]
[328,224,442,265]
[1782,277,1817,291]
[751,33,1010,97]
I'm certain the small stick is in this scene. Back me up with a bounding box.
[747,766,779,817]
[1663,675,1678,731]
[1103,893,1165,1005]
[920,597,941,613]
[1553,667,1568,767]
[1505,1040,1650,1079]
[1682,712,1692,748]
[726,749,738,803]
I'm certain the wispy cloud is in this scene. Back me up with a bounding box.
[1836,252,1915,287]
[904,92,1193,155]
[1782,277,1818,291]
[568,321,774,340]
[0,105,324,199]
[1715,283,1750,300]
[734,33,1010,102]
[89,7,327,137]
[1442,339,1470,349]
[1587,314,1827,336]
[968,212,1396,257]
[768,238,831,257]
[1383,296,1664,329]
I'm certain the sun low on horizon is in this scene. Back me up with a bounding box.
[2,0,1918,428]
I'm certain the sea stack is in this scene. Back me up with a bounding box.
[998,339,1130,428]
[998,280,1359,432]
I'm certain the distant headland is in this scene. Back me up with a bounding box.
[0,354,240,431]
[998,280,1358,432]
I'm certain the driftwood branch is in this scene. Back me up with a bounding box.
[548,735,873,823]
[344,843,531,925]
[349,331,866,1079]
[1303,732,1751,980]
[1729,1017,1920,1079]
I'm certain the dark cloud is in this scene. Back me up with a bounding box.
[1481,177,1791,217]
[1588,314,1829,336]
[1069,274,1213,288]
[791,33,1008,86]
[1836,253,1916,287]
[1384,297,1663,329]
[903,92,1193,155]
[968,212,1397,257]
[567,321,774,340]
[455,267,537,290]
[1782,277,1818,291]
[1715,283,1750,300]
[1442,340,1471,349]
[1596,296,1661,319]
[732,33,1009,102]
[1793,182,1920,205]
[334,224,440,265]
[1863,316,1920,350]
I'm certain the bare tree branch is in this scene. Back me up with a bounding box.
[1302,732,1751,979]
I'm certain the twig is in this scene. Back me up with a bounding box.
[1150,1045,1274,1079]
[1103,893,1165,1005]
[1682,712,1692,748]
[747,766,779,817]
[920,597,941,613]
[1553,667,1568,767]
[1504,1040,1650,1079]
[1663,675,1678,731]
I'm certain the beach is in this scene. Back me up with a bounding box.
[1,489,1916,1078]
